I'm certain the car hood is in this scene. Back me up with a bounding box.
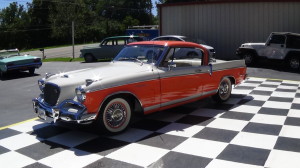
[0,55,39,63]
[44,61,155,103]
[241,43,265,47]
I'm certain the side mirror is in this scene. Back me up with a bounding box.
[168,62,176,71]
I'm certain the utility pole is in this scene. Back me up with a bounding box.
[72,21,75,59]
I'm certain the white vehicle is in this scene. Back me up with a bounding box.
[236,32,300,70]
[151,35,216,60]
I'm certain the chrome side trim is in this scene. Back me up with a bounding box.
[144,89,218,112]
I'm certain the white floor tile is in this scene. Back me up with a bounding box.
[292,98,300,104]
[282,80,300,85]
[230,105,261,114]
[207,118,248,131]
[107,143,169,167]
[157,123,204,137]
[239,83,261,87]
[39,148,102,168]
[231,132,278,150]
[207,159,264,168]
[271,91,296,98]
[109,128,152,142]
[173,138,228,158]
[277,85,299,90]
[265,150,300,168]
[246,78,266,82]
[253,86,277,92]
[261,81,281,86]
[0,151,36,168]
[47,130,98,147]
[250,114,286,125]
[263,101,292,109]
[9,120,50,133]
[232,89,252,95]
[280,125,300,139]
[0,133,41,150]
[288,109,300,118]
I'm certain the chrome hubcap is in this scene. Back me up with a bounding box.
[105,103,126,128]
[219,81,229,99]
[290,58,299,69]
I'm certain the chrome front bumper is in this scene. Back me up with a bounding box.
[32,97,96,124]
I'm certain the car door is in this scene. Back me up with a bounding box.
[158,47,207,106]
[264,34,286,59]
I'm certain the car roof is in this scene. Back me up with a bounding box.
[271,32,300,37]
[128,41,202,48]
[103,35,141,40]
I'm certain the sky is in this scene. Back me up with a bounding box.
[0,0,158,15]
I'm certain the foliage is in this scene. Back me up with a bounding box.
[0,0,155,50]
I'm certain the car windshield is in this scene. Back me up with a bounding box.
[114,45,164,64]
[0,50,19,59]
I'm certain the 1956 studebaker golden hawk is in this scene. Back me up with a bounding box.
[33,41,247,133]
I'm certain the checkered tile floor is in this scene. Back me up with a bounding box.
[1,77,300,168]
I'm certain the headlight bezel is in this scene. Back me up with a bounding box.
[75,86,86,103]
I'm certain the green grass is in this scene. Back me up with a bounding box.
[42,57,112,62]
[21,42,98,52]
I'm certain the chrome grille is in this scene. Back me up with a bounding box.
[44,83,60,106]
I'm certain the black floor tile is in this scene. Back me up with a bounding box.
[23,162,51,168]
[284,117,300,126]
[75,137,129,156]
[249,90,273,96]
[193,127,238,143]
[138,132,187,150]
[84,157,142,168]
[0,128,21,140]
[176,115,214,126]
[274,137,300,153]
[258,107,289,116]
[291,103,300,110]
[237,99,265,106]
[0,146,9,155]
[131,119,170,131]
[220,111,254,121]
[150,151,212,168]
[242,122,282,136]
[16,140,69,160]
[268,97,294,103]
[217,144,270,166]
[29,125,71,139]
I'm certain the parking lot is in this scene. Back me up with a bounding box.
[1,62,300,168]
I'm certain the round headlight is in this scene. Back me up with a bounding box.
[75,86,86,103]
[38,79,45,92]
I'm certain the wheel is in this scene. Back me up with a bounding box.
[243,53,255,66]
[213,77,232,103]
[29,68,35,75]
[97,97,132,133]
[288,56,300,70]
[84,54,95,63]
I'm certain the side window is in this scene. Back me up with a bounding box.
[161,47,203,67]
[103,39,115,45]
[117,39,126,45]
[269,35,286,44]
[286,35,300,49]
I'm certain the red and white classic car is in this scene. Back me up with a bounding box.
[33,41,247,133]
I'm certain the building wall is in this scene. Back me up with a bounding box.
[160,1,300,59]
